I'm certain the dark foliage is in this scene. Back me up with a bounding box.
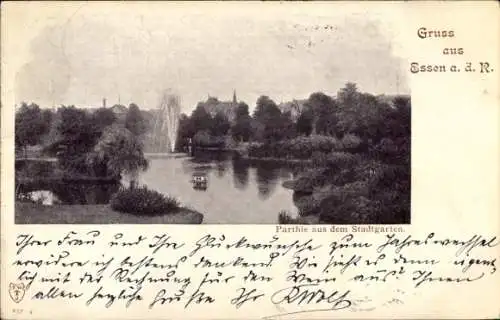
[125,103,148,136]
[296,109,313,136]
[211,111,231,136]
[92,108,117,131]
[248,135,342,159]
[278,210,296,224]
[272,83,411,224]
[232,102,253,142]
[110,186,180,216]
[15,103,52,153]
[53,106,102,174]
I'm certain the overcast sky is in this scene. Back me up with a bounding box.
[13,3,409,113]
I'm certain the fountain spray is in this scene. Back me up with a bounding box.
[158,90,181,152]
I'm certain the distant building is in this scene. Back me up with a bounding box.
[80,98,125,113]
[109,104,128,116]
[278,99,307,121]
[105,103,127,123]
[203,90,239,123]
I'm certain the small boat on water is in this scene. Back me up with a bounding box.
[191,172,208,190]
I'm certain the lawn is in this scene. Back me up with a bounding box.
[15,202,204,224]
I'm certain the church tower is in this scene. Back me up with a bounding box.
[232,90,237,104]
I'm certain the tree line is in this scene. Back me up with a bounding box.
[175,82,410,157]
[15,102,150,188]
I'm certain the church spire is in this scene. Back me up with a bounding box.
[232,90,237,104]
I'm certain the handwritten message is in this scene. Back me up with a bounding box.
[8,230,499,318]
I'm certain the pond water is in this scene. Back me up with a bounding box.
[17,151,303,224]
[138,151,300,224]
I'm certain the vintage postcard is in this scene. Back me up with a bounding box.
[1,1,499,319]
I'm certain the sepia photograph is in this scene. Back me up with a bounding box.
[14,5,411,225]
[3,3,499,320]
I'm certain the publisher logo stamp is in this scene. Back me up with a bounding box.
[9,283,26,303]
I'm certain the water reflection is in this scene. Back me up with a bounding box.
[139,151,299,223]
[255,164,280,200]
[216,162,227,178]
[16,151,300,223]
[16,181,121,205]
[232,160,250,190]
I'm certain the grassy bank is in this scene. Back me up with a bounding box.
[15,202,204,224]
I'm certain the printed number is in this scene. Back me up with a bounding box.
[12,308,32,314]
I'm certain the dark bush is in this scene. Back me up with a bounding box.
[278,211,296,224]
[326,151,359,169]
[284,168,330,193]
[110,186,180,215]
[312,151,328,167]
[193,130,226,148]
[277,210,321,224]
[319,195,380,224]
[340,134,363,152]
[248,135,340,160]
[15,160,56,179]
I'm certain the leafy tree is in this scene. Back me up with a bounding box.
[262,119,282,142]
[232,116,252,142]
[253,96,281,122]
[393,95,411,110]
[379,96,411,165]
[235,102,250,118]
[140,110,155,133]
[190,102,213,133]
[193,130,212,146]
[41,109,54,135]
[40,109,60,146]
[53,106,100,173]
[175,113,195,151]
[192,130,225,148]
[125,103,147,136]
[250,118,265,142]
[296,109,313,136]
[304,92,336,135]
[232,102,252,142]
[211,111,231,136]
[276,111,296,140]
[337,82,359,105]
[15,103,48,155]
[92,107,117,131]
[56,106,93,138]
[253,96,283,142]
[87,125,148,188]
[316,100,338,136]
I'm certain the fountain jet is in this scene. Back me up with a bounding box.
[154,90,181,153]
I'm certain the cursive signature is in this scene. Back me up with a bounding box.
[271,283,351,309]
